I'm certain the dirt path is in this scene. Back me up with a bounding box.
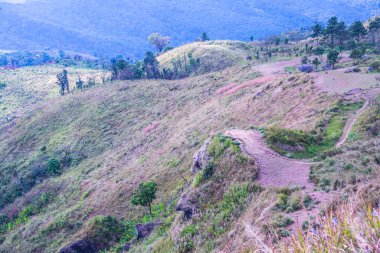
[225,130,314,190]
[225,129,332,232]
[336,95,370,148]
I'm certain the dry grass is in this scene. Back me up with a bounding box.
[0,64,338,252]
[157,40,252,75]
[0,65,107,123]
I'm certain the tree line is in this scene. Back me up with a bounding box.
[110,32,209,81]
[300,16,380,70]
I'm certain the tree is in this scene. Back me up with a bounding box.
[250,36,254,42]
[143,52,160,79]
[87,76,96,88]
[76,75,84,91]
[313,47,324,61]
[348,21,367,42]
[336,21,348,51]
[284,38,289,45]
[148,33,171,53]
[324,17,339,48]
[47,159,61,176]
[56,70,69,95]
[369,17,380,43]
[311,23,324,43]
[312,57,321,70]
[200,32,209,42]
[350,48,366,60]
[131,181,157,215]
[327,50,339,69]
[275,37,281,45]
[301,56,309,64]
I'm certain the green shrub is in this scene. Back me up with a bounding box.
[272,214,294,228]
[370,61,380,71]
[192,172,203,187]
[266,127,316,148]
[181,224,198,237]
[166,158,180,168]
[0,82,6,90]
[277,193,289,211]
[202,162,214,180]
[287,192,302,212]
[303,194,314,210]
[47,159,61,176]
[276,190,302,212]
[85,216,126,249]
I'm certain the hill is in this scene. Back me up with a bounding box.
[0,0,379,57]
[0,43,379,251]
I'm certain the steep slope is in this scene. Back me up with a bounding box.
[0,61,339,251]
[0,0,378,57]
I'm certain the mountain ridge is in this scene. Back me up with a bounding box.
[0,0,379,57]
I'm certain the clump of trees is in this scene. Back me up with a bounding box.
[110,52,161,80]
[307,16,380,70]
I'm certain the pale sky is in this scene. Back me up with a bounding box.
[0,0,27,3]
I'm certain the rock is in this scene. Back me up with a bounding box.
[122,243,131,252]
[191,140,210,174]
[59,238,96,253]
[176,191,200,220]
[136,222,161,239]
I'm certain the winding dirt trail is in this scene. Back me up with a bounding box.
[225,91,374,231]
[336,95,370,148]
[225,130,314,190]
[225,129,333,231]
[222,59,379,233]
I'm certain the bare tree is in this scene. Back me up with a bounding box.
[148,33,171,53]
[56,70,69,95]
[76,74,84,91]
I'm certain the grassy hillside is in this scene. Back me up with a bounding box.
[0,66,106,123]
[157,41,252,76]
[0,0,378,57]
[0,62,339,251]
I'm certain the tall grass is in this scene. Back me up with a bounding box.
[280,202,380,252]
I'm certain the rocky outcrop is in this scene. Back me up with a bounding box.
[59,238,96,253]
[136,221,162,239]
[191,140,210,174]
[176,190,201,220]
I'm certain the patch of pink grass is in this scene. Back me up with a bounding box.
[143,122,160,134]
[219,76,277,96]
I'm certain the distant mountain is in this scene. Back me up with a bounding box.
[0,0,379,58]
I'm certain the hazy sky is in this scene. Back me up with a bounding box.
[0,0,26,3]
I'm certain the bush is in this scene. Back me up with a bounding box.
[272,214,294,228]
[298,64,314,73]
[370,61,380,71]
[84,216,126,250]
[47,159,61,176]
[202,162,214,180]
[0,82,6,90]
[266,127,316,150]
